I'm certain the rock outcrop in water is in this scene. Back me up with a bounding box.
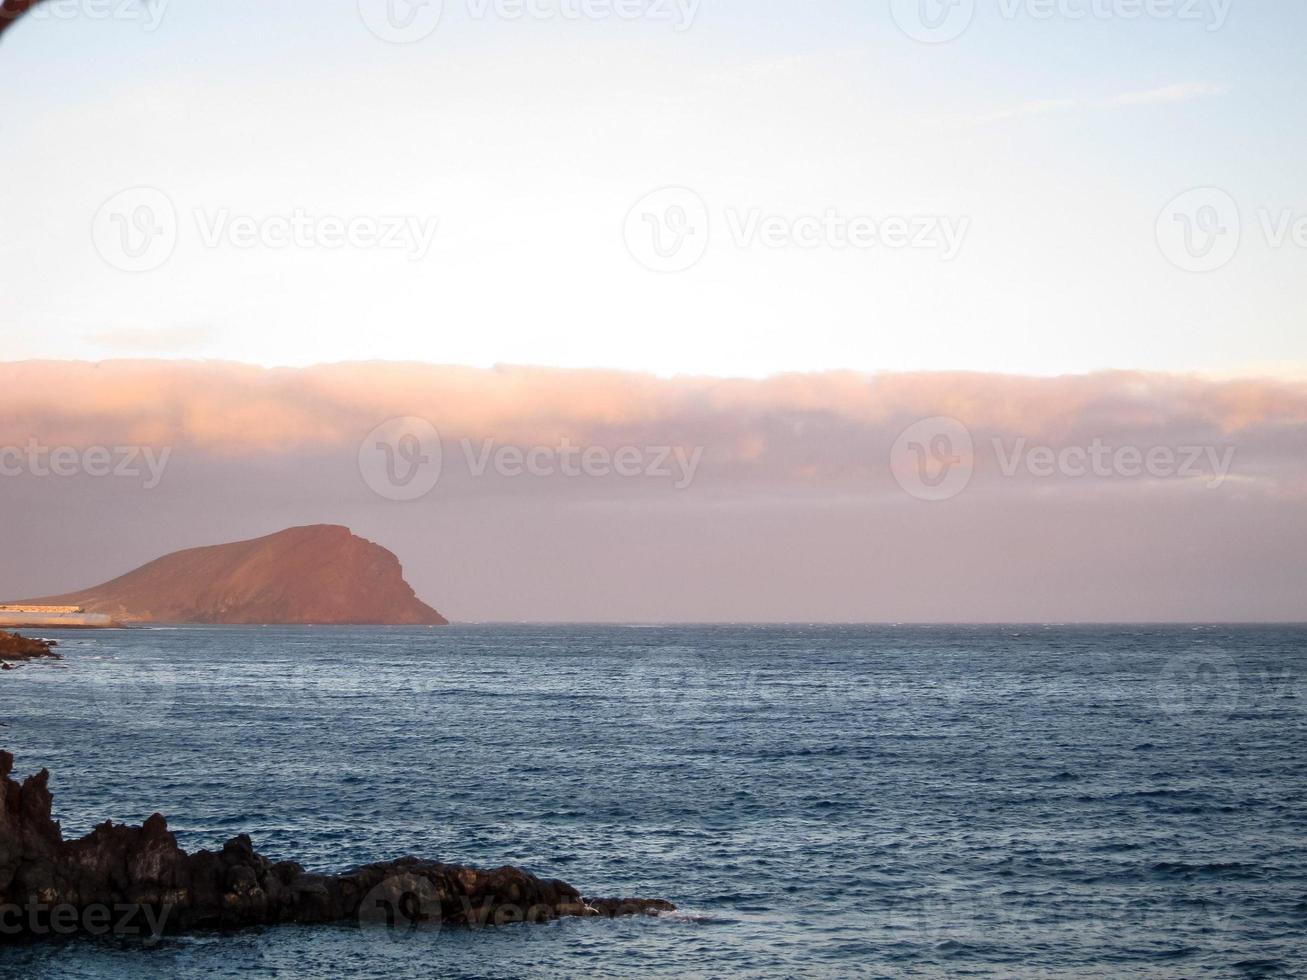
[13,525,447,626]
[0,752,672,941]
[0,632,58,668]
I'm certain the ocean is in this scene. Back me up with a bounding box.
[1,624,1304,978]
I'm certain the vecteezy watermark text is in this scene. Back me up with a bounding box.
[0,901,171,939]
[357,0,700,43]
[463,438,702,487]
[889,417,1238,501]
[359,417,702,501]
[724,209,970,258]
[465,0,698,28]
[993,438,1236,488]
[0,440,172,489]
[891,0,1231,45]
[996,0,1231,29]
[26,0,170,31]
[193,209,439,258]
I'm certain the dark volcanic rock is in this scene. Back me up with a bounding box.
[0,631,58,665]
[0,752,672,941]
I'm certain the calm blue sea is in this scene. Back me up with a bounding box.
[1,625,1304,978]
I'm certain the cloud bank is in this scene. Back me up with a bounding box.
[1,359,1304,486]
[1,360,1304,622]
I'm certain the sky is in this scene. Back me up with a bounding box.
[2,2,1305,622]
[2,0,1305,377]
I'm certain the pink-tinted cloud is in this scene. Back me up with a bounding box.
[1,360,1304,491]
[2,360,1305,622]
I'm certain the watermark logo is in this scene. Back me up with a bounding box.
[1156,187,1241,273]
[358,875,444,945]
[890,417,975,502]
[92,187,178,274]
[359,0,445,43]
[624,187,711,274]
[1156,649,1240,720]
[1159,188,1307,272]
[890,0,976,44]
[359,417,444,502]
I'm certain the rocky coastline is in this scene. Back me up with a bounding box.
[0,632,58,669]
[0,752,673,942]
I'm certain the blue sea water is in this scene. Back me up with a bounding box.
[1,624,1304,978]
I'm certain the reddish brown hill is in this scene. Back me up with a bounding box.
[19,525,447,626]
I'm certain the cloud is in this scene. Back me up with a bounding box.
[970,81,1229,126]
[2,360,1305,622]
[1103,81,1231,107]
[0,360,1303,493]
[84,325,217,355]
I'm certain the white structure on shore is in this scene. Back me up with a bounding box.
[0,604,85,614]
[0,605,113,628]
